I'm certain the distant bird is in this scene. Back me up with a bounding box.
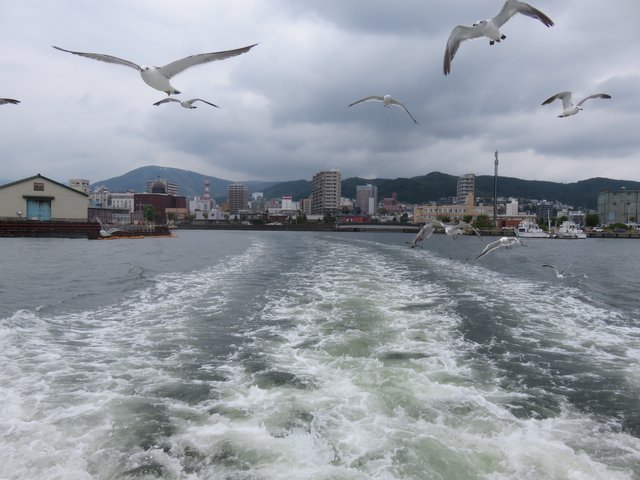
[153,97,219,109]
[348,95,418,124]
[97,219,124,237]
[542,263,573,278]
[407,222,438,248]
[542,91,612,117]
[475,236,524,260]
[52,44,257,95]
[0,98,20,105]
[443,0,554,75]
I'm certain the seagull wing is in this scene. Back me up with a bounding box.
[348,96,385,107]
[493,0,555,28]
[457,222,482,237]
[153,98,180,106]
[389,98,419,124]
[192,99,220,108]
[159,44,257,79]
[475,238,503,260]
[53,46,141,71]
[542,91,573,110]
[576,93,611,107]
[542,264,560,276]
[443,25,483,75]
[415,222,436,242]
[0,98,20,105]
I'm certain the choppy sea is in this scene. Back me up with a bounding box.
[1,230,639,479]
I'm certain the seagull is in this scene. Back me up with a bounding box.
[542,263,573,278]
[541,91,612,117]
[475,236,524,260]
[97,218,124,237]
[52,44,257,95]
[442,221,482,239]
[407,221,439,248]
[443,0,554,75]
[0,98,20,105]
[153,97,220,109]
[348,95,418,124]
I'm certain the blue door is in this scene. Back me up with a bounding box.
[26,199,52,220]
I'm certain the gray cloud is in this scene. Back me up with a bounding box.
[1,0,639,187]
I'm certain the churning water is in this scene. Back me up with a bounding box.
[1,230,639,479]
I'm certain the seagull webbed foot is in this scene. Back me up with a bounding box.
[500,34,506,40]
[489,40,495,45]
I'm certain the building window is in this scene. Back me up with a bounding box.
[33,182,45,191]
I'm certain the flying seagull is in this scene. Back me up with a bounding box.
[542,263,573,278]
[348,95,418,124]
[52,44,257,95]
[407,221,439,248]
[0,98,20,105]
[443,0,554,75]
[475,236,524,260]
[442,221,482,239]
[97,219,124,237]
[153,98,220,109]
[542,91,612,117]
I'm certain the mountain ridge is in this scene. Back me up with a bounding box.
[90,166,640,210]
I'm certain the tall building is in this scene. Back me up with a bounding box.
[456,173,475,204]
[311,169,341,215]
[227,183,249,213]
[356,184,378,215]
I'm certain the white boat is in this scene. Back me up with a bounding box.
[555,220,587,239]
[516,219,550,238]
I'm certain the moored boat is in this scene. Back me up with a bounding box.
[554,220,587,239]
[516,219,550,238]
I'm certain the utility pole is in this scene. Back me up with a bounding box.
[493,151,498,229]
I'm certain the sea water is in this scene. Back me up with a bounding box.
[1,231,638,479]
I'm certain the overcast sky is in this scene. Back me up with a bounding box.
[2,1,639,185]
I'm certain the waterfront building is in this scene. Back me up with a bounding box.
[356,184,378,215]
[227,183,249,213]
[311,169,341,215]
[0,174,89,221]
[597,188,640,225]
[456,173,475,204]
[133,192,187,224]
[413,194,492,224]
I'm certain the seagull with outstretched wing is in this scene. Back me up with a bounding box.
[153,98,220,109]
[349,94,418,124]
[0,98,20,105]
[443,0,554,75]
[53,44,257,95]
[475,236,524,260]
[542,91,611,117]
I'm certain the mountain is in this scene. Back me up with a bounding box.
[92,166,640,210]
[91,165,277,199]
